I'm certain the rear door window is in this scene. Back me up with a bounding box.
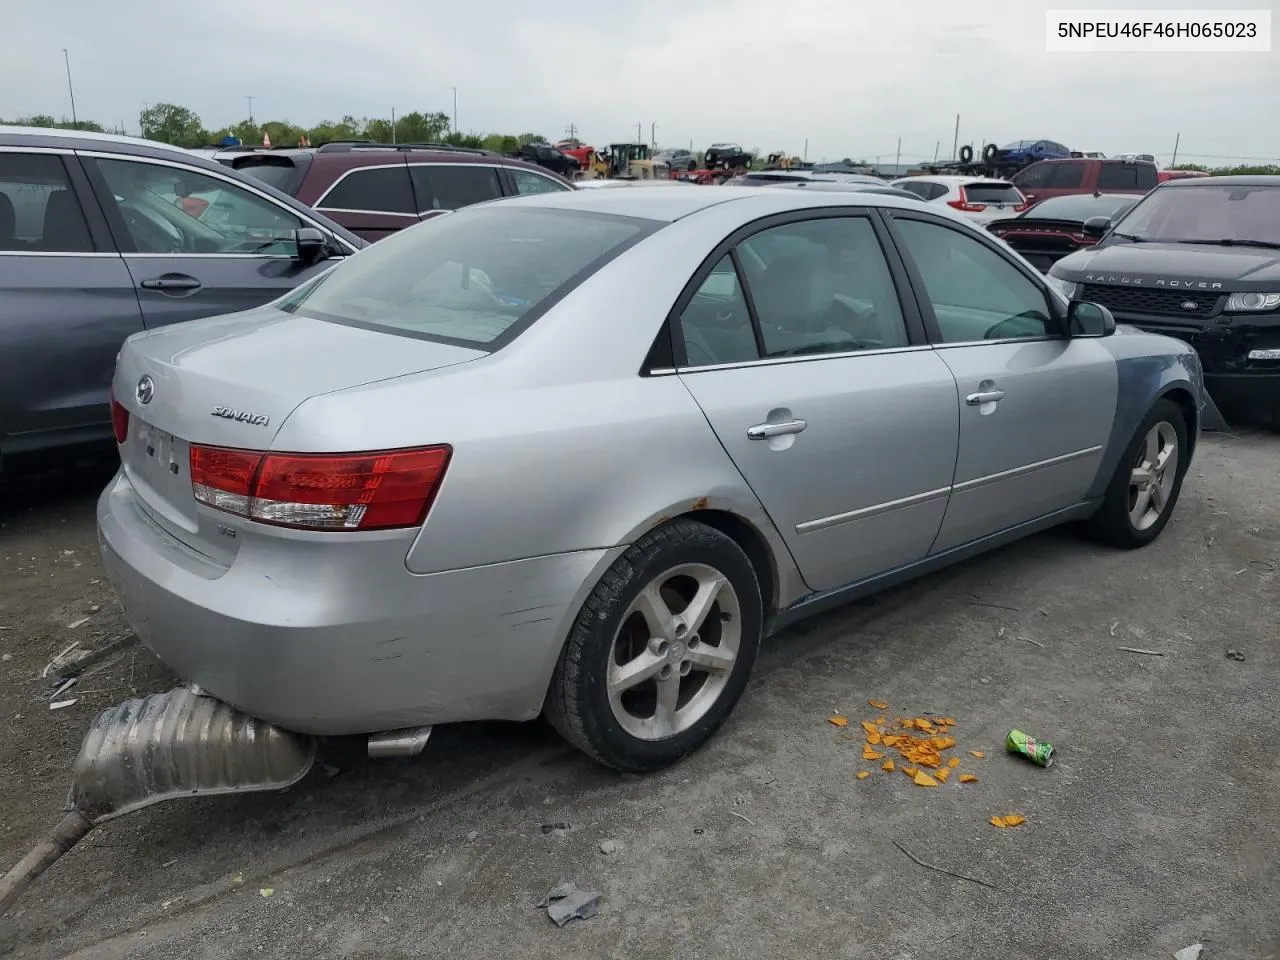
[317,165,415,214]
[508,168,572,195]
[410,165,502,212]
[1098,163,1156,190]
[896,180,934,199]
[1045,162,1085,188]
[0,153,94,252]
[281,206,655,348]
[1011,163,1050,189]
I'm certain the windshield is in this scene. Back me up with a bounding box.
[1023,194,1138,221]
[279,206,656,348]
[1112,183,1280,244]
[233,157,306,195]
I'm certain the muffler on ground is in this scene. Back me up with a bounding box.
[0,686,315,917]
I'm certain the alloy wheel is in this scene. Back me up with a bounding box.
[1128,421,1179,531]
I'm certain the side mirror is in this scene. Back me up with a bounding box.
[294,227,328,266]
[1082,216,1112,238]
[1067,300,1116,337]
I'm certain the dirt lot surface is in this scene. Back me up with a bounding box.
[1,433,1277,959]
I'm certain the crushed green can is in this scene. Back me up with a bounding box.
[1005,729,1054,767]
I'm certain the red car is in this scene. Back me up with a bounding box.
[1157,169,1211,183]
[1009,157,1158,206]
[985,192,1141,273]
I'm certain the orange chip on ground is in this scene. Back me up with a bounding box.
[881,759,895,772]
[935,768,950,783]
[868,699,889,710]
[856,771,870,780]
[913,771,939,787]
[828,715,848,727]
[948,757,961,769]
[969,750,985,759]
[914,718,937,733]
[931,736,956,750]
[862,746,885,761]
[1001,815,1026,827]
[938,717,958,726]
[902,766,918,778]
[959,774,977,783]
[866,729,882,745]
[990,816,1006,828]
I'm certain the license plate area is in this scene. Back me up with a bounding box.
[135,423,184,480]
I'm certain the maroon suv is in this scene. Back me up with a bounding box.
[225,141,575,242]
[1009,157,1158,207]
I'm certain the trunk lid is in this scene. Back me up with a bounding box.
[113,305,483,561]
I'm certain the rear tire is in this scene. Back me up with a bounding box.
[1085,398,1189,548]
[545,519,763,773]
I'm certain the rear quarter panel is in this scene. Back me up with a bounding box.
[1085,328,1204,499]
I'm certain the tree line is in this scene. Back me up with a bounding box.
[3,107,1277,176]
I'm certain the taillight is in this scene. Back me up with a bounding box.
[946,188,987,213]
[1012,200,1030,213]
[188,445,451,531]
[110,392,129,445]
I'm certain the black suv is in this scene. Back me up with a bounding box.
[703,143,754,169]
[1048,175,1280,427]
[515,143,580,179]
[226,141,575,242]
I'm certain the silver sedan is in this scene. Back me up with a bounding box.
[99,186,1204,772]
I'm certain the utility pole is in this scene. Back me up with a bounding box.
[566,122,577,142]
[636,122,642,143]
[62,49,77,125]
[246,95,254,125]
[1171,132,1181,167]
[803,138,808,162]
[933,140,940,162]
[452,87,458,134]
[894,136,901,173]
[391,107,396,144]
[952,113,960,161]
[651,122,656,148]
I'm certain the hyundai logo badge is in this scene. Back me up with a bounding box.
[136,375,155,405]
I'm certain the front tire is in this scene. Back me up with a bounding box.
[1086,398,1189,548]
[545,519,763,773]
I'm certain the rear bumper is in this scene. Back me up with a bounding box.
[97,470,619,735]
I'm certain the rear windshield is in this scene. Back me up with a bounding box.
[740,173,809,185]
[964,182,1023,204]
[232,157,306,195]
[1112,183,1280,245]
[279,206,657,349]
[1023,193,1138,221]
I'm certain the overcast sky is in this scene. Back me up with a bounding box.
[3,0,1277,164]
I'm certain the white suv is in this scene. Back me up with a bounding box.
[889,175,1028,224]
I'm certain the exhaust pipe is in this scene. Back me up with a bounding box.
[367,725,433,759]
[0,687,315,917]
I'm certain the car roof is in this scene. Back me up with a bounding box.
[892,175,1012,186]
[0,124,203,158]
[1161,174,1280,188]
[487,183,938,222]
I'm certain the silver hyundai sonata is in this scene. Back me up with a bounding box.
[99,186,1204,772]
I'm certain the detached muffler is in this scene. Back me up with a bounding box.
[0,687,315,916]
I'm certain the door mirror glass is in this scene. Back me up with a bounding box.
[294,227,328,265]
[1082,216,1112,237]
[1067,300,1115,337]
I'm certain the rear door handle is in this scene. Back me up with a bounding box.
[747,419,807,440]
[140,274,203,292]
[966,390,1006,405]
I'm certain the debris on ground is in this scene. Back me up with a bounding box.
[259,888,274,898]
[1118,646,1166,657]
[839,702,985,787]
[827,714,848,727]
[540,822,570,834]
[728,810,755,826]
[598,839,618,855]
[990,814,1026,829]
[49,698,78,710]
[1,653,11,662]
[466,830,479,843]
[1005,729,1054,767]
[538,881,600,927]
[1226,649,1246,662]
[1173,944,1203,960]
[891,839,997,889]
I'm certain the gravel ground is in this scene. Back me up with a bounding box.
[1,433,1277,959]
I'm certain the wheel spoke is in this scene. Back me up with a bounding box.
[1155,437,1176,472]
[685,643,735,674]
[651,675,681,737]
[1130,486,1153,522]
[1130,465,1153,486]
[1149,479,1166,514]
[676,571,727,637]
[633,583,676,641]
[609,650,664,694]
[1144,427,1160,466]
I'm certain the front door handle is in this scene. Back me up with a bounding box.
[140,274,203,292]
[747,419,807,440]
[966,389,1006,405]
